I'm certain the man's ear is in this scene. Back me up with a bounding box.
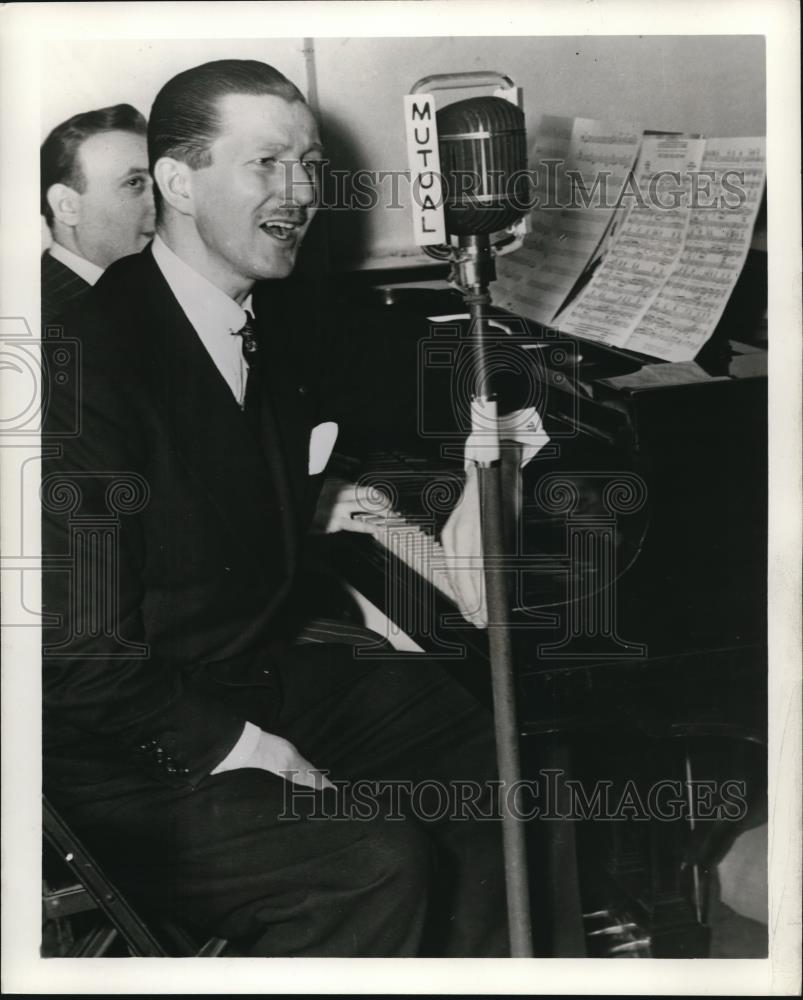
[153,157,195,217]
[46,184,81,228]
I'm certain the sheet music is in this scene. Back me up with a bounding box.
[624,138,766,361]
[555,135,705,347]
[494,116,641,325]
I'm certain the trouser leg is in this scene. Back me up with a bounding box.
[75,766,434,957]
[269,646,509,956]
[54,646,509,956]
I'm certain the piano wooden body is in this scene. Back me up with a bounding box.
[324,271,768,957]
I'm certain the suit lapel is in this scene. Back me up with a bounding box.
[138,250,296,585]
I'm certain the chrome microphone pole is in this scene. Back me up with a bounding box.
[452,236,534,958]
[405,72,534,955]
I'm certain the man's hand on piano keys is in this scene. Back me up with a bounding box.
[311,477,393,535]
[312,474,488,628]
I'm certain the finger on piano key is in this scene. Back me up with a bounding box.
[350,508,467,608]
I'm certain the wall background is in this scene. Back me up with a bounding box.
[40,34,766,268]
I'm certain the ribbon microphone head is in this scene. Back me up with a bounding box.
[436,95,528,237]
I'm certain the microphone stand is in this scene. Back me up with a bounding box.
[451,235,534,957]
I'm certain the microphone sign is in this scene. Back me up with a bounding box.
[403,93,446,245]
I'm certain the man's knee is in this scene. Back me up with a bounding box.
[228,817,436,956]
[320,818,435,955]
[359,817,435,900]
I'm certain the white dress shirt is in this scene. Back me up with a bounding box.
[151,233,260,771]
[151,234,253,406]
[48,241,104,286]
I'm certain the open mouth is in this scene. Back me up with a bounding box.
[260,220,302,242]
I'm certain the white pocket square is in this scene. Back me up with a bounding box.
[308,421,339,475]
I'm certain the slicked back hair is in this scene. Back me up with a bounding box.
[147,59,307,215]
[40,104,147,228]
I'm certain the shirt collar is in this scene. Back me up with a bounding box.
[48,242,104,286]
[151,233,252,333]
[151,234,253,405]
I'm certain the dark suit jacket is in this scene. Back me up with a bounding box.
[41,245,426,807]
[41,251,91,327]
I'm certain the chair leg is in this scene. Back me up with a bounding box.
[43,797,167,956]
[43,797,229,957]
[683,745,705,924]
[72,925,119,958]
[196,936,229,958]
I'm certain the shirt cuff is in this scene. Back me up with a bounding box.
[210,720,261,775]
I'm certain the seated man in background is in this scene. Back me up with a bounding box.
[42,59,515,957]
[40,104,155,325]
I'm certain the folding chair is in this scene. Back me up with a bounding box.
[42,796,227,957]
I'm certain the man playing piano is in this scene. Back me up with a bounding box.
[42,58,526,957]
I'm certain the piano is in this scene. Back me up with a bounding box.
[322,264,768,957]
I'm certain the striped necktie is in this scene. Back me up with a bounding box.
[233,311,260,418]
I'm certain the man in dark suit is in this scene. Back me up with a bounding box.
[40,104,155,325]
[42,59,509,957]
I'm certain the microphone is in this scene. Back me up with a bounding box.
[405,73,532,427]
[436,93,528,236]
[404,73,535,958]
[404,71,530,288]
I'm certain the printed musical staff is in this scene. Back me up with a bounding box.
[495,121,766,363]
[557,136,706,348]
[625,138,766,360]
[495,115,642,325]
